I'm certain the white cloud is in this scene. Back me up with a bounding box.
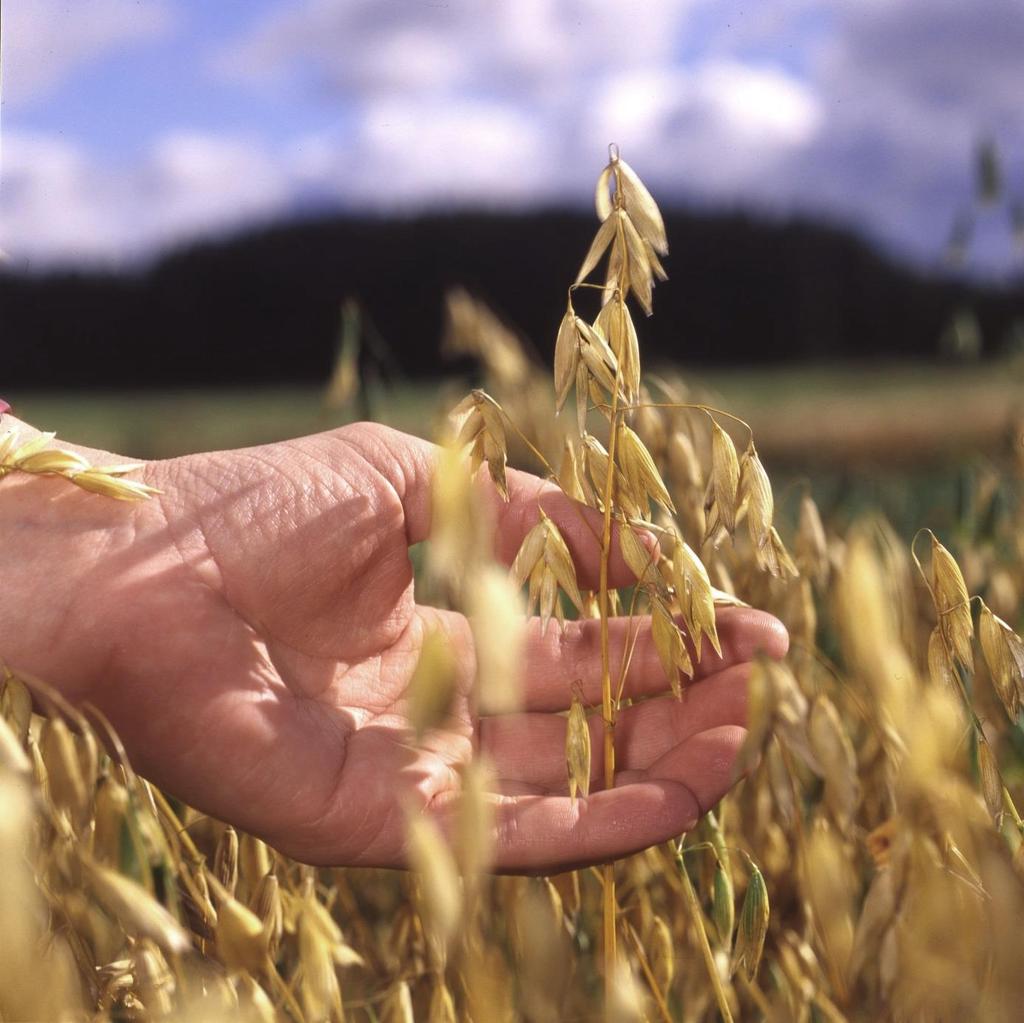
[1,0,176,109]
[699,62,821,144]
[215,0,699,101]
[0,130,288,266]
[584,62,822,201]
[344,98,551,206]
[4,0,1023,270]
[790,0,1024,265]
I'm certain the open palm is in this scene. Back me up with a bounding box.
[10,423,786,871]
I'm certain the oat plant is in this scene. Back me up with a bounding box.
[438,145,791,1013]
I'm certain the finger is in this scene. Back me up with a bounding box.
[625,725,748,809]
[336,423,652,589]
[481,663,750,792]
[485,724,746,872]
[484,781,703,873]
[518,606,787,711]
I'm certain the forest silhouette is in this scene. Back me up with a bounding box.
[4,209,1023,389]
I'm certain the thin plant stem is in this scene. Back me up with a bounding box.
[596,400,755,445]
[598,266,625,1009]
[777,742,850,1004]
[737,973,772,1016]
[625,921,674,1023]
[675,848,734,1023]
[265,958,308,1023]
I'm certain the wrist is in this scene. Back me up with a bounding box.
[0,416,162,701]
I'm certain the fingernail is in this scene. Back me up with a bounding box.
[0,399,10,418]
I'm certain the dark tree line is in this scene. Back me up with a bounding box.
[3,209,1023,389]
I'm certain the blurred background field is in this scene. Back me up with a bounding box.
[18,358,1024,465]
[17,352,1024,540]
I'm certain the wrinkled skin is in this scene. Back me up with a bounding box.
[1,421,787,871]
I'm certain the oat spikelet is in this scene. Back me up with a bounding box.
[1,671,32,744]
[850,866,899,981]
[429,439,482,589]
[733,657,777,776]
[739,441,773,550]
[732,863,770,980]
[796,494,829,586]
[553,302,579,412]
[428,981,457,1023]
[566,690,592,804]
[808,695,861,829]
[408,628,458,739]
[297,897,346,1023]
[977,736,1003,821]
[927,625,958,692]
[511,511,583,629]
[252,873,283,959]
[407,811,463,953]
[606,954,645,1023]
[648,916,675,993]
[671,540,721,658]
[595,292,641,402]
[618,518,659,586]
[456,758,496,883]
[467,565,525,716]
[0,428,160,499]
[381,981,415,1023]
[762,526,799,580]
[92,778,128,867]
[618,422,674,514]
[930,534,974,671]
[704,419,741,542]
[83,859,192,956]
[616,208,655,315]
[214,825,240,897]
[650,597,692,697]
[575,213,618,284]
[711,860,736,950]
[450,389,510,500]
[206,872,267,974]
[39,718,89,826]
[615,157,669,256]
[978,602,1024,721]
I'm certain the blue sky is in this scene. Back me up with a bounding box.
[2,0,1023,275]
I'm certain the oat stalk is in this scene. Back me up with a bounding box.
[676,846,734,1023]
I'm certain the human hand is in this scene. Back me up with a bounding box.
[0,421,786,871]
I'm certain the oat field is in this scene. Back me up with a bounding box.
[3,151,1024,1023]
